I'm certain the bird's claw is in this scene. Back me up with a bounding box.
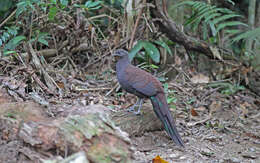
[126,106,135,112]
[127,106,141,115]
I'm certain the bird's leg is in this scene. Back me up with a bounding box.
[127,98,143,115]
[135,98,143,115]
[127,98,140,112]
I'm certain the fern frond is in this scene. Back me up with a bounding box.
[216,21,248,33]
[175,1,246,40]
[231,27,260,43]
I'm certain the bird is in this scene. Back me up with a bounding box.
[113,49,184,147]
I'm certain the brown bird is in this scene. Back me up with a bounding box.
[113,49,184,147]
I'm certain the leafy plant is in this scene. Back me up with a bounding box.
[0,26,26,54]
[129,40,172,63]
[231,27,260,43]
[0,26,19,46]
[4,35,26,51]
[29,31,50,46]
[74,0,103,11]
[16,0,42,18]
[163,83,178,109]
[174,1,247,43]
[208,82,245,95]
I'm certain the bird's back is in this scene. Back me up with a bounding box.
[120,64,164,98]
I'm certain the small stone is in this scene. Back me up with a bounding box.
[242,153,258,159]
[168,153,179,159]
[219,159,225,163]
[223,157,241,163]
[179,156,187,160]
[249,147,255,152]
[230,157,241,163]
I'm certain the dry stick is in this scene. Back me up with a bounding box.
[76,87,111,91]
[0,9,17,28]
[85,37,131,69]
[106,83,120,96]
[129,0,146,49]
[186,116,211,127]
[30,70,54,95]
[88,14,118,22]
[27,43,58,94]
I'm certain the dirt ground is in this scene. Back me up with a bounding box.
[112,90,260,163]
[0,76,259,163]
[131,106,260,163]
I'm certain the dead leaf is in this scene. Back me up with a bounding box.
[191,74,209,83]
[196,106,206,112]
[209,101,222,116]
[175,55,182,66]
[152,155,169,163]
[191,108,199,116]
[56,81,65,89]
[241,66,252,85]
[240,103,249,118]
[210,46,222,60]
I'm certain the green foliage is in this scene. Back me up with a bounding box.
[0,0,13,12]
[208,82,245,95]
[186,97,196,105]
[1,0,123,54]
[48,6,58,21]
[0,0,14,20]
[231,27,260,43]
[130,40,160,63]
[16,0,42,17]
[129,40,172,63]
[0,26,26,54]
[175,1,247,43]
[116,92,124,97]
[103,0,123,9]
[225,0,235,5]
[74,0,103,11]
[4,35,26,50]
[0,26,19,46]
[0,0,71,53]
[30,30,50,46]
[163,83,177,109]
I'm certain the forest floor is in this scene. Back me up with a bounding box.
[0,65,259,163]
[112,80,260,163]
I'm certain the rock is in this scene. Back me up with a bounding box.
[43,151,89,163]
[112,104,164,136]
[0,102,133,163]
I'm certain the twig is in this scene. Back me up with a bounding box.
[129,0,146,49]
[75,87,111,91]
[186,116,211,127]
[88,14,118,22]
[27,43,58,94]
[0,9,17,28]
[85,37,131,69]
[106,83,120,96]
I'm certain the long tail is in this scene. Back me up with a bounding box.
[150,93,184,147]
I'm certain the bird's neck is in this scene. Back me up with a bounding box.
[116,55,130,71]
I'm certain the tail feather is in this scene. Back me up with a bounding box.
[150,94,184,147]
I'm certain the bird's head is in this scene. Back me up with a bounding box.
[112,49,129,61]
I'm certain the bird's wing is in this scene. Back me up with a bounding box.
[125,65,161,96]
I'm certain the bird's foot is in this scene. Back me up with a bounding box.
[126,106,141,115]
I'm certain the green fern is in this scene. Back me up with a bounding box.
[175,1,247,40]
[231,27,260,43]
